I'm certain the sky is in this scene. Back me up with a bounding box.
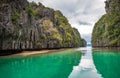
[28,0,106,43]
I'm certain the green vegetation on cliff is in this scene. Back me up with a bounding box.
[92,0,120,47]
[0,0,86,51]
[54,11,86,47]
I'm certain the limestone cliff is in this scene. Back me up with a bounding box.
[0,0,86,51]
[92,0,120,47]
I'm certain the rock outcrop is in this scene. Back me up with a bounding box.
[0,0,86,51]
[92,0,120,47]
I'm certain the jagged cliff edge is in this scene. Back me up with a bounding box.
[0,0,86,53]
[92,0,120,47]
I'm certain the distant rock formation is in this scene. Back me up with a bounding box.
[92,0,120,47]
[0,0,86,51]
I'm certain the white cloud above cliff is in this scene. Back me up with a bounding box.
[28,0,106,43]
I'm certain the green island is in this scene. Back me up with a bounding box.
[0,0,86,55]
[0,0,120,78]
[92,0,120,47]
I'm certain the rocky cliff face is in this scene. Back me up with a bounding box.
[92,0,120,47]
[0,0,86,51]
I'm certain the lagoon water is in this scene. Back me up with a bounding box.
[0,47,120,78]
[0,49,81,78]
[93,49,120,78]
[69,47,102,78]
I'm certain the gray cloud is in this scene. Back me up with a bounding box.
[78,21,92,25]
[28,0,106,43]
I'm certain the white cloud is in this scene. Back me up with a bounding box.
[28,0,106,43]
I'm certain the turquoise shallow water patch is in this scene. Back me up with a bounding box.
[0,49,81,78]
[1,48,120,78]
[93,50,120,78]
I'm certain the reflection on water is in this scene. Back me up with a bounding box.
[1,47,120,78]
[0,49,81,78]
[93,50,120,78]
[69,47,102,78]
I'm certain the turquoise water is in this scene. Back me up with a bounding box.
[69,47,120,78]
[93,49,120,78]
[0,49,81,78]
[69,47,102,78]
[0,47,120,78]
